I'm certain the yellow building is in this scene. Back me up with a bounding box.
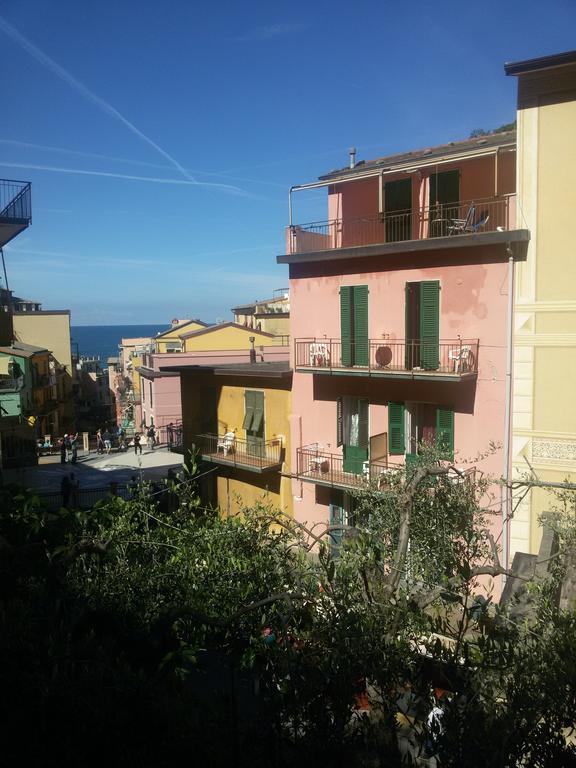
[506,51,576,557]
[178,361,293,519]
[154,319,208,353]
[181,322,282,353]
[232,290,290,338]
[12,310,75,432]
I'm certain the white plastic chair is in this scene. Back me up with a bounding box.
[217,431,235,456]
[309,342,330,367]
[449,345,472,373]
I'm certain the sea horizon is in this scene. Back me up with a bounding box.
[71,323,171,365]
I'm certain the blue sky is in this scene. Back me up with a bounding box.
[1,0,574,325]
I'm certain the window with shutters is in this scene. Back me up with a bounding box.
[329,491,358,558]
[342,397,369,474]
[405,280,440,370]
[244,390,265,457]
[340,285,369,367]
[402,402,454,460]
[388,402,405,455]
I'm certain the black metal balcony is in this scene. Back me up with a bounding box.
[287,196,516,254]
[296,445,402,490]
[295,338,479,381]
[195,433,283,473]
[0,179,32,247]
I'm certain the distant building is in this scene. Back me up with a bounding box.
[0,341,58,467]
[171,359,293,519]
[12,309,75,433]
[232,289,290,338]
[137,323,288,432]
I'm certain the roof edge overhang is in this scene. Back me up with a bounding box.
[277,228,530,265]
[505,50,576,76]
[290,142,515,193]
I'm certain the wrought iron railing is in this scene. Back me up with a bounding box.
[295,338,479,376]
[0,179,32,222]
[287,196,515,254]
[195,433,283,471]
[296,445,402,489]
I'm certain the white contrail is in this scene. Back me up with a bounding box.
[0,16,203,186]
[0,161,245,194]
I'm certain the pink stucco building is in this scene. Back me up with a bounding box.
[278,131,530,565]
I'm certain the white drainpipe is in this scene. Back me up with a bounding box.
[502,243,515,572]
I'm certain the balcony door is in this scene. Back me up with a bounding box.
[389,401,454,461]
[384,178,412,242]
[339,396,369,474]
[243,390,265,458]
[340,285,369,367]
[405,280,440,370]
[429,170,460,235]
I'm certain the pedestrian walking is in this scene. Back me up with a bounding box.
[96,429,104,454]
[70,433,78,464]
[134,433,142,455]
[64,434,73,462]
[60,437,67,464]
[147,424,156,450]
[103,430,112,454]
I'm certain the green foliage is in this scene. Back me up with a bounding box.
[1,456,575,767]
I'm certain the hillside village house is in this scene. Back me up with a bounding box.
[171,360,292,519]
[137,322,289,436]
[278,131,529,564]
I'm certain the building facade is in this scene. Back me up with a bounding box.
[176,361,293,519]
[505,51,576,558]
[279,134,529,561]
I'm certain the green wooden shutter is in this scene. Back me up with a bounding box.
[336,397,343,447]
[436,407,454,460]
[340,286,352,366]
[353,285,369,367]
[358,398,369,450]
[251,391,264,433]
[388,402,405,455]
[329,502,345,559]
[419,281,440,370]
[242,390,255,430]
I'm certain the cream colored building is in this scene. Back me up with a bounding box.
[12,310,76,431]
[506,51,576,557]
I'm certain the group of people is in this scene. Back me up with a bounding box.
[94,424,157,456]
[96,426,124,454]
[59,433,79,464]
[133,425,156,455]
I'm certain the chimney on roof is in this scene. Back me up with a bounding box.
[349,147,357,169]
[249,336,256,364]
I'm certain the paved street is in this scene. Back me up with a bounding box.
[5,447,185,492]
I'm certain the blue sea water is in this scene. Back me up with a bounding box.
[71,324,170,366]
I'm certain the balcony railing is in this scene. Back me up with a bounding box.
[295,338,479,379]
[0,377,19,391]
[0,179,32,223]
[296,445,402,490]
[287,195,515,254]
[195,433,283,473]
[296,445,477,490]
